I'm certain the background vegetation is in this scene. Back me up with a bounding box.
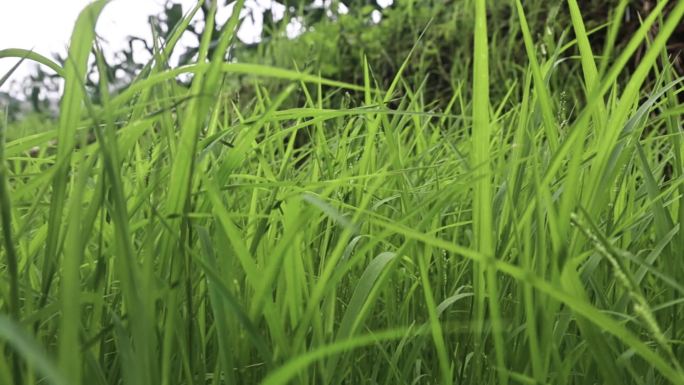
[1,0,683,384]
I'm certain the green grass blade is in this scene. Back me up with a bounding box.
[39,0,108,311]
[0,316,68,385]
[514,0,559,151]
[0,49,64,77]
[473,1,506,384]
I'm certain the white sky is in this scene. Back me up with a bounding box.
[0,0,286,94]
[0,0,392,95]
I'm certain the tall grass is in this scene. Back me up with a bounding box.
[1,1,684,384]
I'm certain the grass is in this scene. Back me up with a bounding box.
[1,0,684,384]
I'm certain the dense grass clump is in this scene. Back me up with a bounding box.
[1,1,684,384]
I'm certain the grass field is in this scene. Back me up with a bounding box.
[1,0,684,384]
